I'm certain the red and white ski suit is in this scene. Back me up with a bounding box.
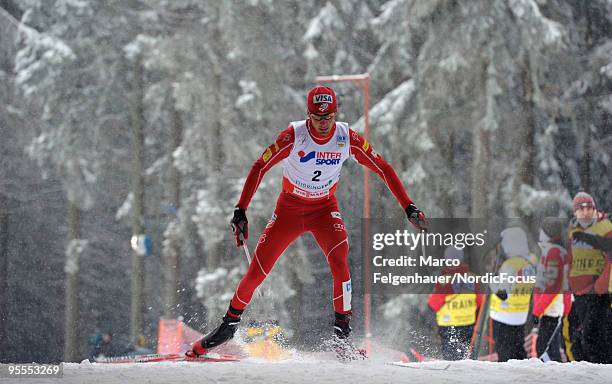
[230,119,413,315]
[532,242,572,318]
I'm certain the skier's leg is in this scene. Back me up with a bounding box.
[493,320,510,362]
[497,322,525,361]
[511,324,527,360]
[189,198,303,356]
[307,198,354,343]
[310,203,351,317]
[439,326,460,360]
[547,324,562,362]
[230,205,302,311]
[438,327,451,360]
[561,315,574,361]
[571,295,588,361]
[581,294,609,363]
[606,298,612,364]
[457,325,474,359]
[309,199,366,361]
[537,316,562,361]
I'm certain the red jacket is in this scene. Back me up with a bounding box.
[532,244,572,317]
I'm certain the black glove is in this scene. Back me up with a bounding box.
[405,203,428,231]
[230,208,248,247]
[495,290,508,301]
[573,231,612,251]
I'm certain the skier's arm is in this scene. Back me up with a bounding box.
[573,229,612,253]
[348,129,412,209]
[236,126,294,209]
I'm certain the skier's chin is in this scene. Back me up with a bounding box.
[317,126,331,135]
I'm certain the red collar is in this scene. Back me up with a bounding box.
[306,119,336,145]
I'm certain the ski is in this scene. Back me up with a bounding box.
[388,362,451,371]
[335,346,367,363]
[96,352,240,364]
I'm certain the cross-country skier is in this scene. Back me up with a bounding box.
[566,192,612,364]
[524,218,571,362]
[187,85,427,357]
[489,227,536,362]
[428,246,484,360]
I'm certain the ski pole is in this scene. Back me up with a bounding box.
[420,228,427,261]
[233,222,265,299]
[239,237,264,299]
[241,242,252,264]
[539,316,563,361]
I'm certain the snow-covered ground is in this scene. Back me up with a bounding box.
[4,356,611,384]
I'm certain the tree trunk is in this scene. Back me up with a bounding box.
[63,201,81,362]
[578,1,596,192]
[519,67,536,189]
[130,56,146,346]
[517,55,537,232]
[580,117,591,191]
[209,2,226,271]
[471,127,490,217]
[163,101,183,319]
[471,62,491,218]
[444,125,455,217]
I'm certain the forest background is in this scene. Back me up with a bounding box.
[0,0,610,363]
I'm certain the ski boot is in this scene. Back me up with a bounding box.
[333,312,352,339]
[328,312,366,362]
[187,306,243,357]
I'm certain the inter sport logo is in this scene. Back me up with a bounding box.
[298,150,341,165]
[298,151,316,163]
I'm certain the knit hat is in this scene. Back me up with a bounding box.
[572,191,596,211]
[540,217,565,240]
[500,227,530,259]
[307,85,337,114]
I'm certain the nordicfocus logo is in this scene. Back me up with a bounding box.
[313,94,333,104]
[298,150,341,165]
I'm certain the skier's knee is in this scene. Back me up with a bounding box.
[326,240,348,270]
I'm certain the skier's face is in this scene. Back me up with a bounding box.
[574,205,594,220]
[309,112,336,136]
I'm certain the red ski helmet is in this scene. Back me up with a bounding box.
[307,85,337,115]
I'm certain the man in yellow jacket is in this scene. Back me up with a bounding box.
[489,227,536,362]
[567,192,612,364]
[428,247,484,360]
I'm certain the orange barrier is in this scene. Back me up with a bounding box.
[157,319,204,354]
